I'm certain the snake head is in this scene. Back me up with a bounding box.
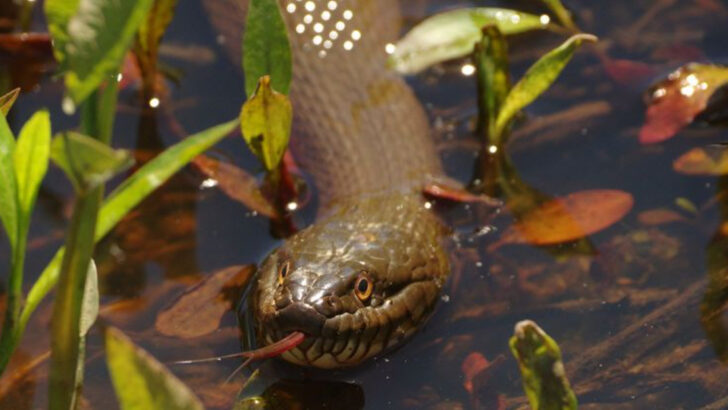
[252,195,450,368]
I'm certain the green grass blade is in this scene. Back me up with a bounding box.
[13,110,51,220]
[494,33,596,141]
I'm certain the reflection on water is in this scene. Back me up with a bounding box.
[2,0,728,408]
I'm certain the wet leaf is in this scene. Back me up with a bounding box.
[461,352,490,394]
[637,208,687,226]
[538,0,578,30]
[193,155,278,218]
[155,265,254,338]
[675,197,699,215]
[46,0,155,103]
[389,8,548,75]
[74,260,99,401]
[242,0,291,97]
[137,0,178,55]
[423,182,501,207]
[240,76,292,171]
[13,110,50,227]
[50,131,134,192]
[497,189,633,246]
[673,144,728,175]
[601,57,655,85]
[20,120,239,351]
[509,320,577,410]
[105,326,204,410]
[474,25,510,138]
[495,33,597,140]
[639,64,728,144]
[0,113,17,247]
[0,88,20,115]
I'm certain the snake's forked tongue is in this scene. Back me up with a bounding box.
[171,331,305,366]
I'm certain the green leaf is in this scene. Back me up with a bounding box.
[13,110,51,221]
[242,0,292,97]
[62,0,155,103]
[389,8,548,75]
[240,76,292,171]
[44,0,82,64]
[538,0,578,31]
[0,114,18,248]
[51,132,134,192]
[474,25,510,140]
[73,260,99,404]
[105,326,204,410]
[509,320,577,410]
[137,0,178,54]
[18,119,238,341]
[0,88,20,115]
[494,33,597,141]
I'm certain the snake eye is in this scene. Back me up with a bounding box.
[354,273,373,302]
[278,261,290,285]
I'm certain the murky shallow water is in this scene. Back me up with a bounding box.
[2,0,728,408]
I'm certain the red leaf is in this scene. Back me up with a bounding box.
[461,352,490,394]
[639,64,728,144]
[603,58,655,85]
[423,182,501,207]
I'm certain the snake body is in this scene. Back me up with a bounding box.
[205,0,451,368]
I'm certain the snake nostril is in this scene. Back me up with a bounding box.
[274,287,292,310]
[312,295,339,316]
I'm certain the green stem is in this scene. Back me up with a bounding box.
[48,188,100,410]
[0,224,27,373]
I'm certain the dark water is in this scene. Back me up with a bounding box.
[2,0,728,408]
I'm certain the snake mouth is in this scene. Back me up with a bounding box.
[273,302,327,337]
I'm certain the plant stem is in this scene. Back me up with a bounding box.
[0,224,27,373]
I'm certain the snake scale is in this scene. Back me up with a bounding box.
[204,0,452,368]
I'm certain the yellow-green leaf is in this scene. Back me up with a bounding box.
[494,33,597,141]
[137,0,178,54]
[13,110,51,221]
[105,326,204,410]
[538,0,578,31]
[240,76,292,171]
[0,114,17,249]
[0,88,20,115]
[389,8,548,75]
[509,320,577,410]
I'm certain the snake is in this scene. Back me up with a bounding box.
[204,0,452,368]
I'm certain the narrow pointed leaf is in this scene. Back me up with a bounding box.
[473,25,510,138]
[242,0,291,97]
[13,110,51,219]
[105,326,204,410]
[61,0,155,103]
[20,119,238,338]
[0,114,17,247]
[240,76,292,171]
[510,320,577,410]
[50,131,134,192]
[0,88,20,115]
[137,0,178,54]
[538,0,578,31]
[389,8,548,75]
[495,34,597,140]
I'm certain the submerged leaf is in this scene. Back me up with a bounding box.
[56,0,155,103]
[640,64,728,144]
[673,144,728,176]
[509,320,577,410]
[105,326,204,410]
[50,132,134,192]
[242,0,291,97]
[389,8,548,75]
[13,110,51,220]
[240,76,292,171]
[155,265,254,339]
[497,189,633,247]
[0,88,20,115]
[495,33,597,140]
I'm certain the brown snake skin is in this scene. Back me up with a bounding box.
[204,0,452,368]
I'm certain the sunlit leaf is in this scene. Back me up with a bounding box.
[13,110,51,223]
[105,326,204,410]
[673,144,728,176]
[497,189,633,246]
[494,33,597,141]
[473,25,510,138]
[155,265,254,338]
[242,0,291,97]
[509,320,577,410]
[50,131,134,192]
[538,0,577,31]
[240,76,292,171]
[193,155,278,218]
[0,88,20,115]
[640,64,728,144]
[49,0,155,103]
[20,120,238,340]
[675,197,699,215]
[0,115,18,248]
[389,8,548,75]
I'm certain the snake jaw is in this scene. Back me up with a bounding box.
[273,302,327,337]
